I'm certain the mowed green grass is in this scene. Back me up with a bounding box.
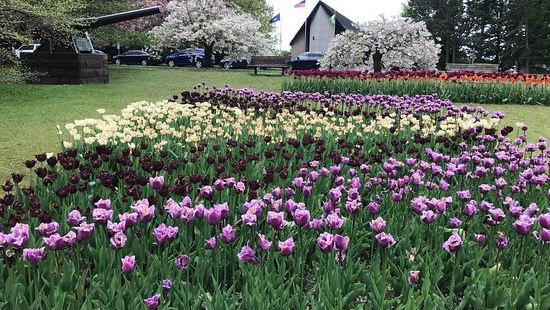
[0,66,282,181]
[0,65,549,181]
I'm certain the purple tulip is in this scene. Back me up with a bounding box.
[149,176,164,190]
[9,223,29,248]
[121,255,136,273]
[67,210,84,226]
[407,270,421,285]
[22,247,46,264]
[325,212,344,230]
[257,234,272,251]
[267,211,287,231]
[74,222,94,241]
[375,232,396,248]
[278,238,295,256]
[132,199,155,223]
[119,212,138,228]
[164,198,182,219]
[309,219,324,231]
[235,182,246,194]
[293,208,311,227]
[180,207,196,225]
[205,237,217,250]
[317,232,334,253]
[489,208,505,222]
[442,234,462,254]
[204,207,222,226]
[293,177,304,189]
[367,202,380,215]
[496,232,509,249]
[93,208,113,225]
[175,254,189,269]
[35,222,59,237]
[539,213,550,229]
[220,225,236,244]
[110,232,127,250]
[194,204,205,219]
[333,234,349,251]
[512,216,534,235]
[345,199,361,215]
[421,210,437,224]
[457,190,471,201]
[370,217,386,233]
[162,279,172,296]
[62,231,77,248]
[107,220,126,236]
[143,294,161,309]
[43,233,63,250]
[153,224,179,245]
[328,188,342,203]
[463,202,477,217]
[449,217,462,229]
[241,212,257,227]
[238,244,260,265]
[213,179,226,191]
[474,234,486,245]
[538,228,550,243]
[94,198,111,209]
[200,185,213,200]
[180,196,193,208]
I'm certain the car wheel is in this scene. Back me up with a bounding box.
[141,60,148,66]
[168,60,175,67]
[195,60,203,68]
[223,62,232,70]
[115,59,121,65]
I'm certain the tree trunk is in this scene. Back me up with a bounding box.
[373,50,383,72]
[203,43,214,67]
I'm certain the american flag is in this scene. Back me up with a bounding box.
[294,0,306,8]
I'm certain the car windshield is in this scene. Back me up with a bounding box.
[19,45,34,51]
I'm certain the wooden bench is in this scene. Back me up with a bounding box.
[248,56,290,74]
[446,63,500,73]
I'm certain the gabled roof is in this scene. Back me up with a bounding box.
[289,1,358,45]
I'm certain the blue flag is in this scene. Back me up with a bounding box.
[269,13,280,24]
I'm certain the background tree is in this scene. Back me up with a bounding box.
[403,0,550,72]
[321,18,440,72]
[150,0,272,67]
[502,0,550,72]
[402,0,464,69]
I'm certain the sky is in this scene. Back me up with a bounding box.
[266,0,407,50]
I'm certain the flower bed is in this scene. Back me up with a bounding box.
[0,85,549,308]
[283,70,550,105]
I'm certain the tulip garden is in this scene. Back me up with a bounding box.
[283,70,550,105]
[0,83,549,309]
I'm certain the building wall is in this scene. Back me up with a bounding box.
[309,7,334,53]
[290,29,306,57]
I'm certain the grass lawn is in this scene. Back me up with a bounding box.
[0,65,548,181]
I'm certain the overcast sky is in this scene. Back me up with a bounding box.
[266,0,407,50]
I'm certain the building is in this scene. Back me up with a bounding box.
[289,1,357,57]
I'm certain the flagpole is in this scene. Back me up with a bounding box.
[304,2,308,52]
[279,21,282,52]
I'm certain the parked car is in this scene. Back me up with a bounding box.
[13,44,41,59]
[165,49,215,68]
[290,52,323,70]
[112,50,163,66]
[220,57,249,69]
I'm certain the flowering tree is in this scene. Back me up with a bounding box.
[150,0,272,66]
[118,0,169,32]
[321,18,441,72]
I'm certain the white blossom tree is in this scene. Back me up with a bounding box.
[321,17,441,72]
[150,0,272,66]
